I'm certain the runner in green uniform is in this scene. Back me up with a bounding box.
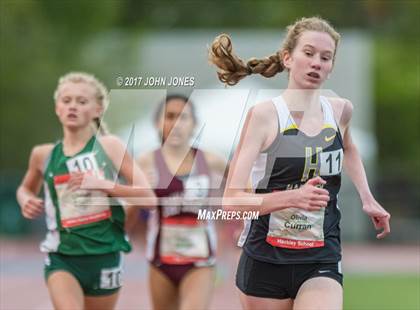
[16,72,156,310]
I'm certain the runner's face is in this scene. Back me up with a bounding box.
[157,99,195,147]
[283,31,335,89]
[55,82,102,130]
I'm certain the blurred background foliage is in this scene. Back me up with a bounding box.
[1,0,419,236]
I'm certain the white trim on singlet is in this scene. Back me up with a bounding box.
[207,220,217,259]
[273,95,338,132]
[250,153,268,190]
[320,96,338,130]
[272,96,296,133]
[40,147,60,253]
[238,153,269,247]
[40,230,60,253]
[196,221,217,266]
[146,209,159,261]
[42,147,57,231]
[237,219,251,247]
[43,182,57,231]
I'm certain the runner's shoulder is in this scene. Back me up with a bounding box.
[30,144,54,170]
[98,134,127,159]
[325,97,353,128]
[99,134,124,149]
[203,151,227,175]
[137,150,155,170]
[249,100,278,127]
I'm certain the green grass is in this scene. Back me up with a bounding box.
[344,274,420,310]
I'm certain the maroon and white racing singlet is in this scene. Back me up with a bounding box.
[146,149,216,266]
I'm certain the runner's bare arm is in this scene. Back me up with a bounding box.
[223,104,330,215]
[98,135,157,208]
[16,144,53,219]
[120,152,154,234]
[204,152,228,176]
[340,99,391,238]
[137,152,157,186]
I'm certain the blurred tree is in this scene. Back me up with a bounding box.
[0,0,123,171]
[2,0,418,172]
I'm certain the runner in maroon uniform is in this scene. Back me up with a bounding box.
[137,95,226,310]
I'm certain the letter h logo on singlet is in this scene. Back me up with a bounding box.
[301,147,322,182]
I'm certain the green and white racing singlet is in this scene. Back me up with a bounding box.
[41,136,131,255]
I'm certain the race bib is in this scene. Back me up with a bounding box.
[66,152,100,173]
[100,263,123,289]
[160,217,209,264]
[320,149,343,176]
[54,153,111,228]
[183,175,210,201]
[266,208,325,249]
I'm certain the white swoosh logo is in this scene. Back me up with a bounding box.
[318,270,331,274]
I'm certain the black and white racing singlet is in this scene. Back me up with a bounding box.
[238,96,344,264]
[146,148,216,266]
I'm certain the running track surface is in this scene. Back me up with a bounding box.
[1,237,419,310]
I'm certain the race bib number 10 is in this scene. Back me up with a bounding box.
[54,152,111,228]
[66,153,100,174]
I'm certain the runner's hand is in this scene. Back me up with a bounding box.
[362,199,391,239]
[291,177,330,211]
[22,196,44,219]
[68,172,106,191]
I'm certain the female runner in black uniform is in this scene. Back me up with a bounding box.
[209,17,390,309]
